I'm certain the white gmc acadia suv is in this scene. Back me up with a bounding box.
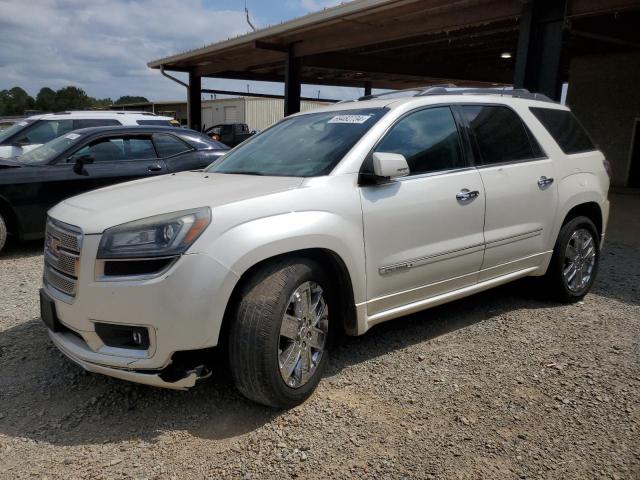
[40,88,610,408]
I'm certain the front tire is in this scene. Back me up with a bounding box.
[228,258,332,408]
[544,216,600,302]
[0,214,7,254]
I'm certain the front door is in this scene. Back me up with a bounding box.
[360,106,486,319]
[460,105,559,281]
[68,134,168,191]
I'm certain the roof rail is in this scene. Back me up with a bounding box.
[357,85,555,103]
[51,110,160,115]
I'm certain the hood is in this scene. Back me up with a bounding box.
[49,171,304,234]
[0,158,22,169]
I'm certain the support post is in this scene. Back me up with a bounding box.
[513,0,567,101]
[188,71,202,131]
[284,47,301,116]
[364,81,372,97]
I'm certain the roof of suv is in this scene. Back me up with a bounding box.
[304,87,570,114]
[27,111,173,120]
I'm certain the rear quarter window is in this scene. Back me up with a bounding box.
[529,107,596,154]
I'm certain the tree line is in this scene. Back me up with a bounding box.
[0,86,149,116]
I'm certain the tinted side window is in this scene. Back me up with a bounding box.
[74,119,121,129]
[137,119,173,126]
[21,120,74,144]
[529,107,596,154]
[124,137,157,159]
[153,133,192,157]
[462,106,540,164]
[75,136,156,162]
[375,106,464,175]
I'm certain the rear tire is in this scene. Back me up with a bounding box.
[544,216,600,303]
[228,258,333,408]
[0,214,7,254]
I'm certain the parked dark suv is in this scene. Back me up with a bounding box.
[0,126,228,252]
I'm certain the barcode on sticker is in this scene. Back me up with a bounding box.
[328,115,372,124]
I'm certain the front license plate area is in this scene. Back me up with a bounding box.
[40,288,63,332]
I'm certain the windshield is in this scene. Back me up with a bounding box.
[18,132,84,164]
[206,108,387,177]
[0,119,34,144]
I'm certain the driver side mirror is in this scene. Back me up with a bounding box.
[12,138,29,148]
[72,154,94,175]
[372,152,410,180]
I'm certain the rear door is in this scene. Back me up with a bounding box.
[152,133,202,171]
[67,134,168,190]
[460,104,558,281]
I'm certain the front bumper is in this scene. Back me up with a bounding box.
[50,330,206,389]
[44,233,239,386]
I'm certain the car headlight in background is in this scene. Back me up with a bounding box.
[97,207,211,259]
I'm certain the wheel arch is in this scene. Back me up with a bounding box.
[0,195,19,238]
[561,201,603,237]
[218,248,359,349]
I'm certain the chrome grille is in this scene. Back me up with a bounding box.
[44,219,83,298]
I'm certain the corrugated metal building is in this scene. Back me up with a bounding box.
[201,97,329,131]
[114,97,330,132]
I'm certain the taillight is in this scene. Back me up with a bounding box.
[603,159,612,178]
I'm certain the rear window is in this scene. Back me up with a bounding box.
[137,119,173,126]
[529,107,596,154]
[461,105,544,165]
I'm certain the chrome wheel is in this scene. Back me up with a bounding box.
[563,228,596,293]
[278,281,328,388]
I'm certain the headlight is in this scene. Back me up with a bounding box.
[97,207,211,259]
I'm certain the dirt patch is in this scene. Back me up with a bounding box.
[0,194,638,479]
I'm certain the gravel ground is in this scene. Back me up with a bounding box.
[0,194,638,480]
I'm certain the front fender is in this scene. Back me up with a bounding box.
[206,210,366,303]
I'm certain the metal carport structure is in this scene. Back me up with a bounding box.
[148,0,640,186]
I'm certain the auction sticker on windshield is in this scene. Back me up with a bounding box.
[65,133,81,140]
[328,115,372,124]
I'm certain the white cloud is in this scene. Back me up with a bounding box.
[299,0,343,12]
[0,0,363,103]
[0,0,252,100]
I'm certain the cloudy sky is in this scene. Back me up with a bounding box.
[0,0,364,101]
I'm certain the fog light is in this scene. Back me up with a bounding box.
[94,323,150,350]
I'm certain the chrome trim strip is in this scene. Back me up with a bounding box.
[378,228,543,275]
[379,242,485,275]
[485,228,543,249]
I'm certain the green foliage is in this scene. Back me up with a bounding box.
[0,86,139,115]
[0,87,35,115]
[114,96,149,105]
[35,87,56,111]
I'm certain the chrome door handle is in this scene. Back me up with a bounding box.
[538,176,554,188]
[456,189,480,202]
[148,164,163,172]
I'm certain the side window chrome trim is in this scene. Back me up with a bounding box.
[396,166,477,181]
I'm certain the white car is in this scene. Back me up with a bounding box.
[0,111,176,158]
[40,88,610,408]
